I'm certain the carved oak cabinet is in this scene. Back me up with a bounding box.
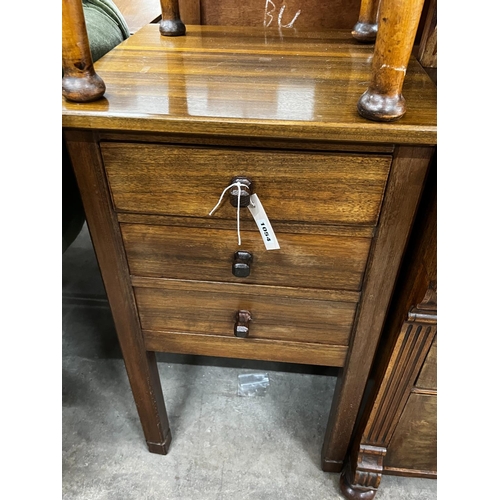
[62,24,437,479]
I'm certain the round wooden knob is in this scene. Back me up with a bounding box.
[234,310,252,338]
[229,177,253,208]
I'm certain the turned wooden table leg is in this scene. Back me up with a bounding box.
[159,0,186,36]
[352,0,380,42]
[62,0,105,102]
[357,0,426,122]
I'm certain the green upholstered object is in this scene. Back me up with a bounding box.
[63,0,130,253]
[82,0,130,61]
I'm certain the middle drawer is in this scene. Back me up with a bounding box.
[121,222,372,291]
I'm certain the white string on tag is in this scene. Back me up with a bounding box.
[209,182,243,245]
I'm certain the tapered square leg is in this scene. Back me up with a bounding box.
[64,130,172,454]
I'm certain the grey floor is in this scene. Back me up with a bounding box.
[62,224,437,500]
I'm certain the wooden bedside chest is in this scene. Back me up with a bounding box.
[62,23,436,473]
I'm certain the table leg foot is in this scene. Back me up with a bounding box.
[147,428,172,455]
[160,18,186,36]
[352,0,380,42]
[62,73,106,103]
[340,471,377,500]
[357,91,406,122]
[159,0,186,36]
[321,457,344,473]
[352,22,378,42]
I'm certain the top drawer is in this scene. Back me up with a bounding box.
[101,143,391,226]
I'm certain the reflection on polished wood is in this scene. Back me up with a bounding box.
[112,0,161,33]
[63,17,437,477]
[62,25,436,145]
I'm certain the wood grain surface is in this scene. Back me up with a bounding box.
[64,130,171,454]
[417,0,437,68]
[62,25,436,144]
[98,132,395,153]
[363,323,436,446]
[180,0,201,24]
[415,336,436,390]
[133,279,357,345]
[117,213,376,237]
[63,18,436,469]
[339,153,437,490]
[384,393,437,474]
[121,222,372,290]
[102,143,391,225]
[143,330,349,366]
[321,146,432,471]
[199,0,361,30]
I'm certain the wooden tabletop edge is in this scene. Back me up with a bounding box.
[62,113,437,145]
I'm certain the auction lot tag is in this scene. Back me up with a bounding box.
[247,194,280,250]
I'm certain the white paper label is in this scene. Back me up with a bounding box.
[247,194,280,250]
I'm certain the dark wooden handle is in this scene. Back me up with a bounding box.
[234,310,252,338]
[232,251,253,278]
[229,176,253,208]
[159,0,186,36]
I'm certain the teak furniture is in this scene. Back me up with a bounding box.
[340,156,437,499]
[62,0,437,480]
[63,0,428,121]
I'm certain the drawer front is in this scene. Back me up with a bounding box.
[134,280,356,346]
[122,223,372,291]
[102,143,391,226]
[415,336,437,391]
[143,331,348,367]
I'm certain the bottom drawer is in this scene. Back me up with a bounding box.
[133,278,357,366]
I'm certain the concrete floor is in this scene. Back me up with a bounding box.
[62,225,437,499]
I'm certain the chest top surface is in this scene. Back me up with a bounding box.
[62,24,437,145]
